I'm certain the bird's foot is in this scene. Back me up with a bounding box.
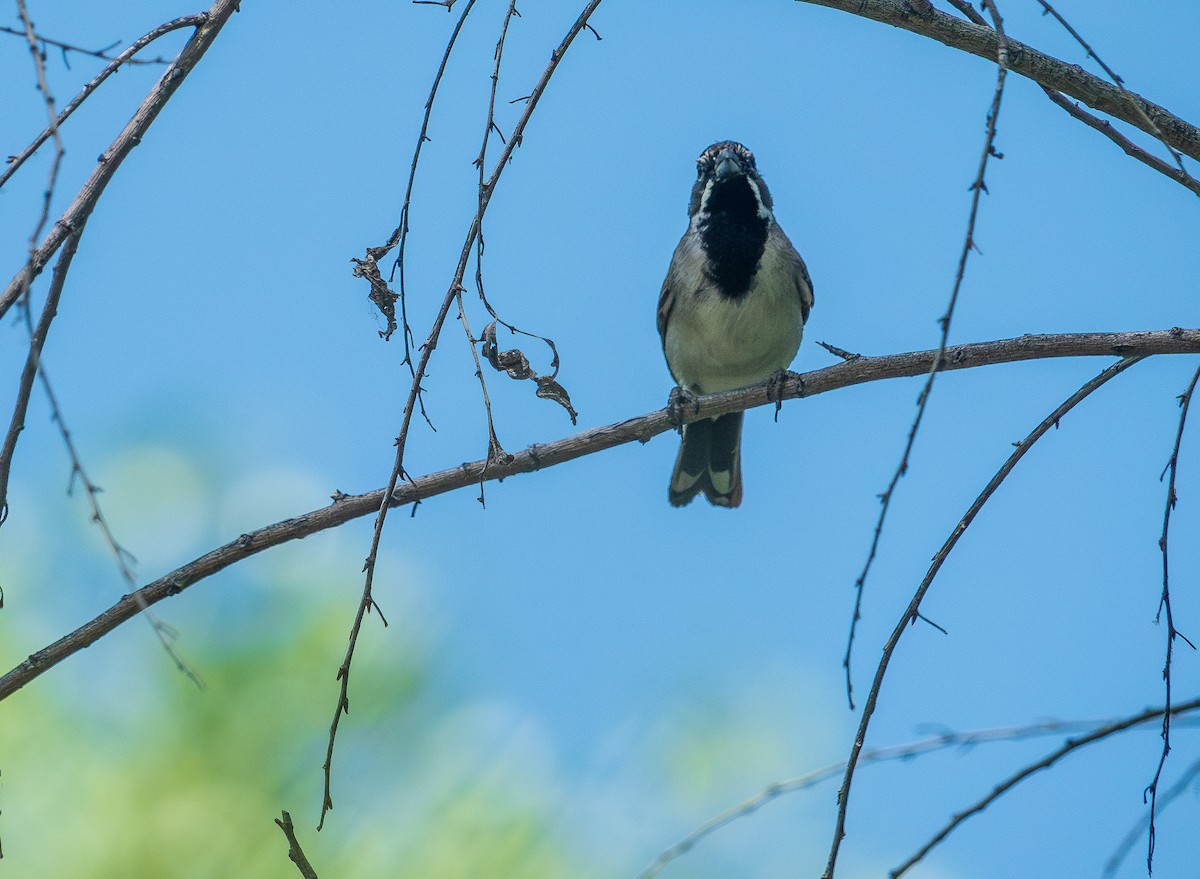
[666,386,701,429]
[767,370,802,421]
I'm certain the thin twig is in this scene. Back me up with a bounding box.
[32,358,201,685]
[319,0,606,830]
[1,15,205,190]
[0,23,172,65]
[825,353,1144,879]
[275,811,320,879]
[1041,88,1200,197]
[637,711,1200,879]
[351,0,479,364]
[1104,755,1200,879]
[891,694,1200,877]
[943,0,987,26]
[841,0,1008,712]
[1144,363,1200,872]
[795,0,1200,161]
[460,0,523,503]
[0,230,80,524]
[0,329,1196,703]
[14,0,66,294]
[0,0,240,322]
[1032,0,1195,184]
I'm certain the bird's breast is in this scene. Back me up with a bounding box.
[665,244,805,394]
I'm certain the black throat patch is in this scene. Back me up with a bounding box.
[698,176,769,300]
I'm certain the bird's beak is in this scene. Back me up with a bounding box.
[714,149,743,179]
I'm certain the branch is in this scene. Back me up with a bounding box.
[1145,363,1200,870]
[637,709,1200,879]
[0,23,173,65]
[892,696,1200,877]
[795,0,1200,161]
[0,15,207,190]
[0,329,1196,701]
[825,353,1145,879]
[320,0,606,829]
[1105,755,1200,879]
[0,229,82,523]
[275,811,320,879]
[1040,87,1200,197]
[0,0,241,322]
[842,0,1009,711]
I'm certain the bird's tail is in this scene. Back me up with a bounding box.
[668,412,744,508]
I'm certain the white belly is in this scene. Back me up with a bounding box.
[665,250,805,393]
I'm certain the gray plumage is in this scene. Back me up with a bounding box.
[658,141,813,508]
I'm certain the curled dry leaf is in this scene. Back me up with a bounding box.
[481,321,578,425]
[350,253,399,340]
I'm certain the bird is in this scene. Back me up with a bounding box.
[657,141,814,508]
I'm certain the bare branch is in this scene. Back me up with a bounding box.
[320,0,606,829]
[1032,0,1194,184]
[351,0,478,359]
[0,230,82,524]
[0,23,172,65]
[795,0,1200,161]
[0,15,206,190]
[892,696,1200,877]
[32,360,201,685]
[0,329,1197,702]
[0,0,241,323]
[1041,88,1200,197]
[826,353,1145,879]
[639,710,1200,879]
[942,0,987,27]
[841,0,1009,712]
[275,811,320,879]
[1144,363,1200,871]
[1104,756,1200,879]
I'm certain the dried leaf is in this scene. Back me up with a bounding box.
[481,321,577,424]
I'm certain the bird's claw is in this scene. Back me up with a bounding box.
[767,369,802,421]
[667,386,701,428]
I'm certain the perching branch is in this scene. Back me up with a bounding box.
[0,329,1196,703]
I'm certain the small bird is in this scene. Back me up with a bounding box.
[657,141,814,508]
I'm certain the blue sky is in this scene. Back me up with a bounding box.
[2,1,1199,877]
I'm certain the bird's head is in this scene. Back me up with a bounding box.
[688,140,774,222]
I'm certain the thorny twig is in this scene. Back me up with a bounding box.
[460,0,523,504]
[1040,88,1200,197]
[320,0,605,831]
[638,709,1200,879]
[33,357,202,686]
[351,0,479,365]
[892,694,1200,877]
[0,15,206,190]
[0,23,172,66]
[1033,0,1196,187]
[841,0,1009,712]
[0,1,242,322]
[275,811,320,879]
[1104,755,1200,879]
[1144,363,1200,872]
[824,353,1144,879]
